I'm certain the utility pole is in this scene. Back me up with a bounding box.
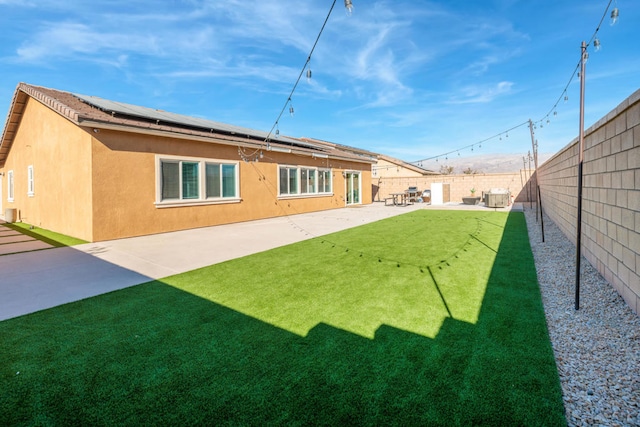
[528,119,538,220]
[523,156,530,207]
[575,41,587,310]
[528,150,534,218]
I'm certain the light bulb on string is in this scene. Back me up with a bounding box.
[554,111,558,116]
[610,7,619,25]
[593,38,601,52]
[344,0,354,16]
[564,95,569,103]
[306,67,312,82]
[289,101,295,117]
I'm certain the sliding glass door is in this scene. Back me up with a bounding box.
[345,172,361,205]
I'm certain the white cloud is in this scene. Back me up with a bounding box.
[15,22,162,62]
[448,81,515,104]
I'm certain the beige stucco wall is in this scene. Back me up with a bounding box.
[88,128,372,241]
[374,172,531,204]
[2,98,372,242]
[0,98,93,240]
[536,89,640,315]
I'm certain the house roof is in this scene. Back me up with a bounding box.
[0,83,377,167]
[375,154,438,175]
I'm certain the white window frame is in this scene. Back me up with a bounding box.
[27,165,34,197]
[278,165,332,198]
[155,155,241,208]
[7,170,14,202]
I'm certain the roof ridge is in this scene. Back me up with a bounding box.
[18,83,80,123]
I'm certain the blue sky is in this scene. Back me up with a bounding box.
[1,0,638,163]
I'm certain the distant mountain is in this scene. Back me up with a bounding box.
[416,153,553,174]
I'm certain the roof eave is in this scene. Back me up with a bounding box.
[80,120,374,165]
[0,86,29,167]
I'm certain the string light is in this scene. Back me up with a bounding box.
[408,121,526,166]
[261,0,355,146]
[409,0,617,170]
[525,0,618,133]
[345,0,354,16]
[610,6,619,25]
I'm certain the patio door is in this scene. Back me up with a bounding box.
[345,172,361,205]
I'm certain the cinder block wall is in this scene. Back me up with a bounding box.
[536,89,640,315]
[374,172,533,204]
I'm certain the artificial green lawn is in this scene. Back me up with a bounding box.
[2,222,88,247]
[0,210,566,425]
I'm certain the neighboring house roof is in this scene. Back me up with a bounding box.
[0,83,376,167]
[375,154,438,175]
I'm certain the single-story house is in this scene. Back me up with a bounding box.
[0,83,375,242]
[373,154,438,178]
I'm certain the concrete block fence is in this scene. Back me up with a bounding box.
[373,171,534,205]
[536,89,640,315]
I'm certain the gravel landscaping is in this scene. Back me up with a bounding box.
[525,208,640,427]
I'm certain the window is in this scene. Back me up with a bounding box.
[157,156,239,206]
[279,166,298,195]
[161,161,180,200]
[318,169,331,193]
[7,170,14,202]
[301,168,316,194]
[278,166,331,196]
[27,165,34,197]
[181,162,199,199]
[206,163,237,198]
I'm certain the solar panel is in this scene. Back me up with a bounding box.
[72,93,324,150]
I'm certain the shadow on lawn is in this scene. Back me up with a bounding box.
[1,212,565,426]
